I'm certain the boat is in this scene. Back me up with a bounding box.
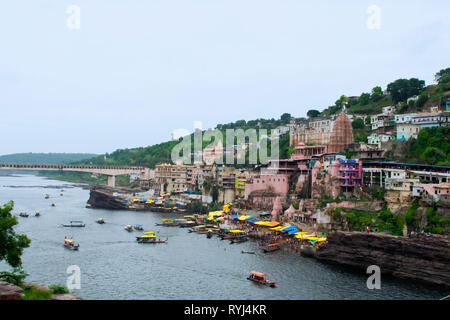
[45,194,50,199]
[96,218,105,224]
[60,193,64,196]
[63,237,79,251]
[35,211,41,217]
[136,234,168,243]
[124,225,133,232]
[133,224,144,231]
[247,271,276,287]
[262,243,280,253]
[241,251,256,254]
[51,203,56,207]
[19,212,29,217]
[86,204,92,208]
[230,235,248,244]
[62,221,85,227]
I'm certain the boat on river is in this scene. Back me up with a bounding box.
[19,212,29,217]
[230,235,248,244]
[35,211,41,217]
[136,233,167,243]
[45,194,50,199]
[262,243,280,253]
[247,271,276,287]
[63,237,79,251]
[51,203,56,207]
[124,225,133,232]
[62,221,85,227]
[96,218,105,224]
[134,224,144,230]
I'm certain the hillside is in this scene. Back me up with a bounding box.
[75,68,450,169]
[0,153,99,165]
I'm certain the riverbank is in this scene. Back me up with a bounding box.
[223,217,450,289]
[0,281,82,300]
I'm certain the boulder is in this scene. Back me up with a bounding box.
[0,281,24,300]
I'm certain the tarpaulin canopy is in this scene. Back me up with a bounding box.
[280,226,297,232]
[270,226,285,231]
[288,229,300,235]
[245,216,254,220]
[264,221,280,227]
[238,215,252,221]
[231,215,239,219]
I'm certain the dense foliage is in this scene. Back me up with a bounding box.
[409,126,450,166]
[0,201,31,268]
[0,153,98,165]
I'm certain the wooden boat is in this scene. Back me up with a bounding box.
[45,194,50,199]
[124,225,133,232]
[230,235,248,244]
[35,211,41,217]
[19,212,29,217]
[85,203,92,208]
[96,218,105,224]
[63,237,79,250]
[51,203,56,207]
[62,221,85,227]
[133,224,144,230]
[247,271,276,287]
[136,234,168,243]
[241,251,256,254]
[262,243,280,253]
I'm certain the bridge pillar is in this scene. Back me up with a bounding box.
[107,175,116,187]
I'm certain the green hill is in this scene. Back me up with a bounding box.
[0,153,99,165]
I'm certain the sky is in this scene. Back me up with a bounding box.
[0,0,449,155]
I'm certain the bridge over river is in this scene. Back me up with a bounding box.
[0,164,151,187]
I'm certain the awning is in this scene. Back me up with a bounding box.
[270,226,285,231]
[245,216,254,220]
[231,215,239,219]
[287,229,300,235]
[280,226,297,232]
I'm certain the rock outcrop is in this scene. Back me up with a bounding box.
[87,185,130,209]
[316,231,450,288]
[0,281,24,300]
[0,281,82,300]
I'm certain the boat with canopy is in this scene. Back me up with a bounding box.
[62,221,85,227]
[247,271,276,287]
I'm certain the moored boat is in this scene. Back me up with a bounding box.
[133,224,144,230]
[63,237,79,250]
[51,203,56,207]
[96,218,105,224]
[136,234,168,243]
[19,212,29,217]
[230,235,248,244]
[262,243,280,253]
[45,194,50,199]
[62,221,85,227]
[124,225,133,232]
[35,211,41,217]
[247,271,276,287]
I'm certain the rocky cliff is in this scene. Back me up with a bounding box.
[0,281,82,300]
[86,185,131,209]
[316,231,450,288]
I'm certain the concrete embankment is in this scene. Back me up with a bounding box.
[315,231,450,288]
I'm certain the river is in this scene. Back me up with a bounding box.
[0,174,446,300]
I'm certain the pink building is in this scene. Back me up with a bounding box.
[244,173,290,200]
[338,160,362,190]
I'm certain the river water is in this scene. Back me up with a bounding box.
[0,174,446,300]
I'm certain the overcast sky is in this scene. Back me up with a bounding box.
[0,0,449,155]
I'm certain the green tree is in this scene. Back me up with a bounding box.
[358,93,370,106]
[280,113,291,124]
[0,201,31,268]
[387,78,425,103]
[435,67,450,82]
[371,86,383,102]
[416,92,429,110]
[307,110,320,118]
[351,118,365,129]
[335,95,349,108]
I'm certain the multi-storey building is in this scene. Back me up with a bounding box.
[155,163,188,193]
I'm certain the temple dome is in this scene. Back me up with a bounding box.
[328,112,354,153]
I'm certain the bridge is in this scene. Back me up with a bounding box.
[0,164,151,187]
